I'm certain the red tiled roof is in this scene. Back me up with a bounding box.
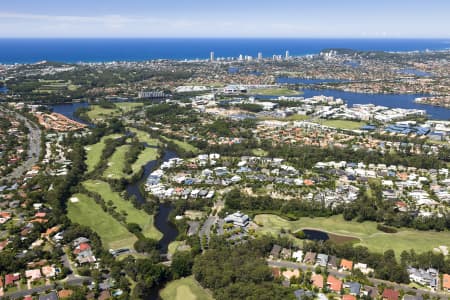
[327,275,342,292]
[443,274,450,289]
[382,289,399,300]
[340,259,353,270]
[312,274,324,289]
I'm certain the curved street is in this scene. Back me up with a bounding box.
[0,105,41,182]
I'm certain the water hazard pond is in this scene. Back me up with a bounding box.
[302,229,360,244]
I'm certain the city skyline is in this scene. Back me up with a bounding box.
[1,0,450,38]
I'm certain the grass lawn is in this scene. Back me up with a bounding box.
[103,145,131,179]
[67,193,137,250]
[82,180,162,241]
[254,214,450,257]
[162,136,199,153]
[316,119,366,130]
[129,147,159,176]
[252,148,269,157]
[85,134,123,173]
[250,87,301,96]
[87,102,143,122]
[168,241,185,256]
[160,276,214,300]
[128,128,159,146]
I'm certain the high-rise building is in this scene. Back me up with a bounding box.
[257,52,263,61]
[285,50,290,60]
[210,51,215,62]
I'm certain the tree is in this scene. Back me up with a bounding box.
[171,251,194,279]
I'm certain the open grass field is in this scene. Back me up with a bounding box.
[85,134,123,173]
[82,180,162,240]
[160,276,214,300]
[254,214,450,257]
[67,193,137,250]
[103,145,131,179]
[129,147,159,176]
[316,119,366,130]
[252,148,269,157]
[168,241,185,256]
[162,136,199,153]
[87,102,143,122]
[250,87,301,96]
[128,128,159,146]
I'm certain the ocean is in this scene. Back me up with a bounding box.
[0,38,449,64]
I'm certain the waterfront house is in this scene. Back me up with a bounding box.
[340,259,353,271]
[270,244,282,259]
[303,252,317,264]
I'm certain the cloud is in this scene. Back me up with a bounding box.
[0,11,448,38]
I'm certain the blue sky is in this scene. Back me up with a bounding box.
[1,0,449,38]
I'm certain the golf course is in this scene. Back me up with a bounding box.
[254,214,450,256]
[67,193,137,250]
[82,180,162,240]
[159,276,214,300]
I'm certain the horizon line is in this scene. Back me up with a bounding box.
[1,37,450,40]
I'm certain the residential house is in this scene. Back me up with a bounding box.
[270,244,282,259]
[363,286,378,298]
[58,289,74,299]
[382,289,399,300]
[283,269,300,280]
[25,269,42,282]
[407,267,438,289]
[292,250,304,262]
[354,262,374,275]
[342,295,357,300]
[303,251,316,264]
[316,253,328,267]
[340,259,353,271]
[5,273,20,286]
[327,275,342,293]
[280,248,292,260]
[294,289,314,300]
[39,291,58,300]
[344,282,361,295]
[403,295,423,300]
[41,265,56,278]
[327,255,338,269]
[311,274,324,289]
[442,273,450,292]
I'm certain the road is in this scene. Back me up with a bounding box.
[268,260,450,299]
[0,106,41,182]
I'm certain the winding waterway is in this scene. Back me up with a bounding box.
[51,103,179,255]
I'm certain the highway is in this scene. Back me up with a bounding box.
[0,106,41,182]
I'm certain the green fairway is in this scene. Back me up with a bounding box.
[168,241,185,256]
[254,214,450,257]
[316,119,366,130]
[129,147,159,175]
[128,128,159,146]
[67,194,137,250]
[83,180,162,240]
[85,134,122,173]
[87,102,143,122]
[160,276,214,300]
[103,145,131,179]
[162,136,199,153]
